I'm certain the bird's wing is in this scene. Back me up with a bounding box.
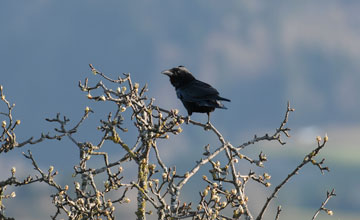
[176,80,220,102]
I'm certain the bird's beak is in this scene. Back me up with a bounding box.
[161,70,173,77]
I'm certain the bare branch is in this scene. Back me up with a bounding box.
[275,206,282,220]
[256,137,330,220]
[311,189,336,220]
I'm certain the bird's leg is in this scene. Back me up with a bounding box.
[206,112,210,125]
[205,113,211,130]
[185,115,191,124]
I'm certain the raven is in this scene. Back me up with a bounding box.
[162,66,230,123]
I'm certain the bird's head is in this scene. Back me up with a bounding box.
[161,66,195,88]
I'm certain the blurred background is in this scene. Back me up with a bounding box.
[1,0,359,219]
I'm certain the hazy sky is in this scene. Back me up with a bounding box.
[1,1,359,219]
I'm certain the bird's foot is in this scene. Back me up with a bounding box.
[204,122,211,130]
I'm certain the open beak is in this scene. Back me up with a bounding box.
[161,69,173,77]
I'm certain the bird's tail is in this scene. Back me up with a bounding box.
[217,96,231,102]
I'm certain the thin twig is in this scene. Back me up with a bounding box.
[311,189,336,220]
[256,138,329,220]
[275,206,282,220]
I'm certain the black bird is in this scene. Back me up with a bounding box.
[162,66,230,123]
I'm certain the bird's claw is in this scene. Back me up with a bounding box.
[204,122,211,130]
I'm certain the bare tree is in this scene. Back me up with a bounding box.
[0,65,335,220]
